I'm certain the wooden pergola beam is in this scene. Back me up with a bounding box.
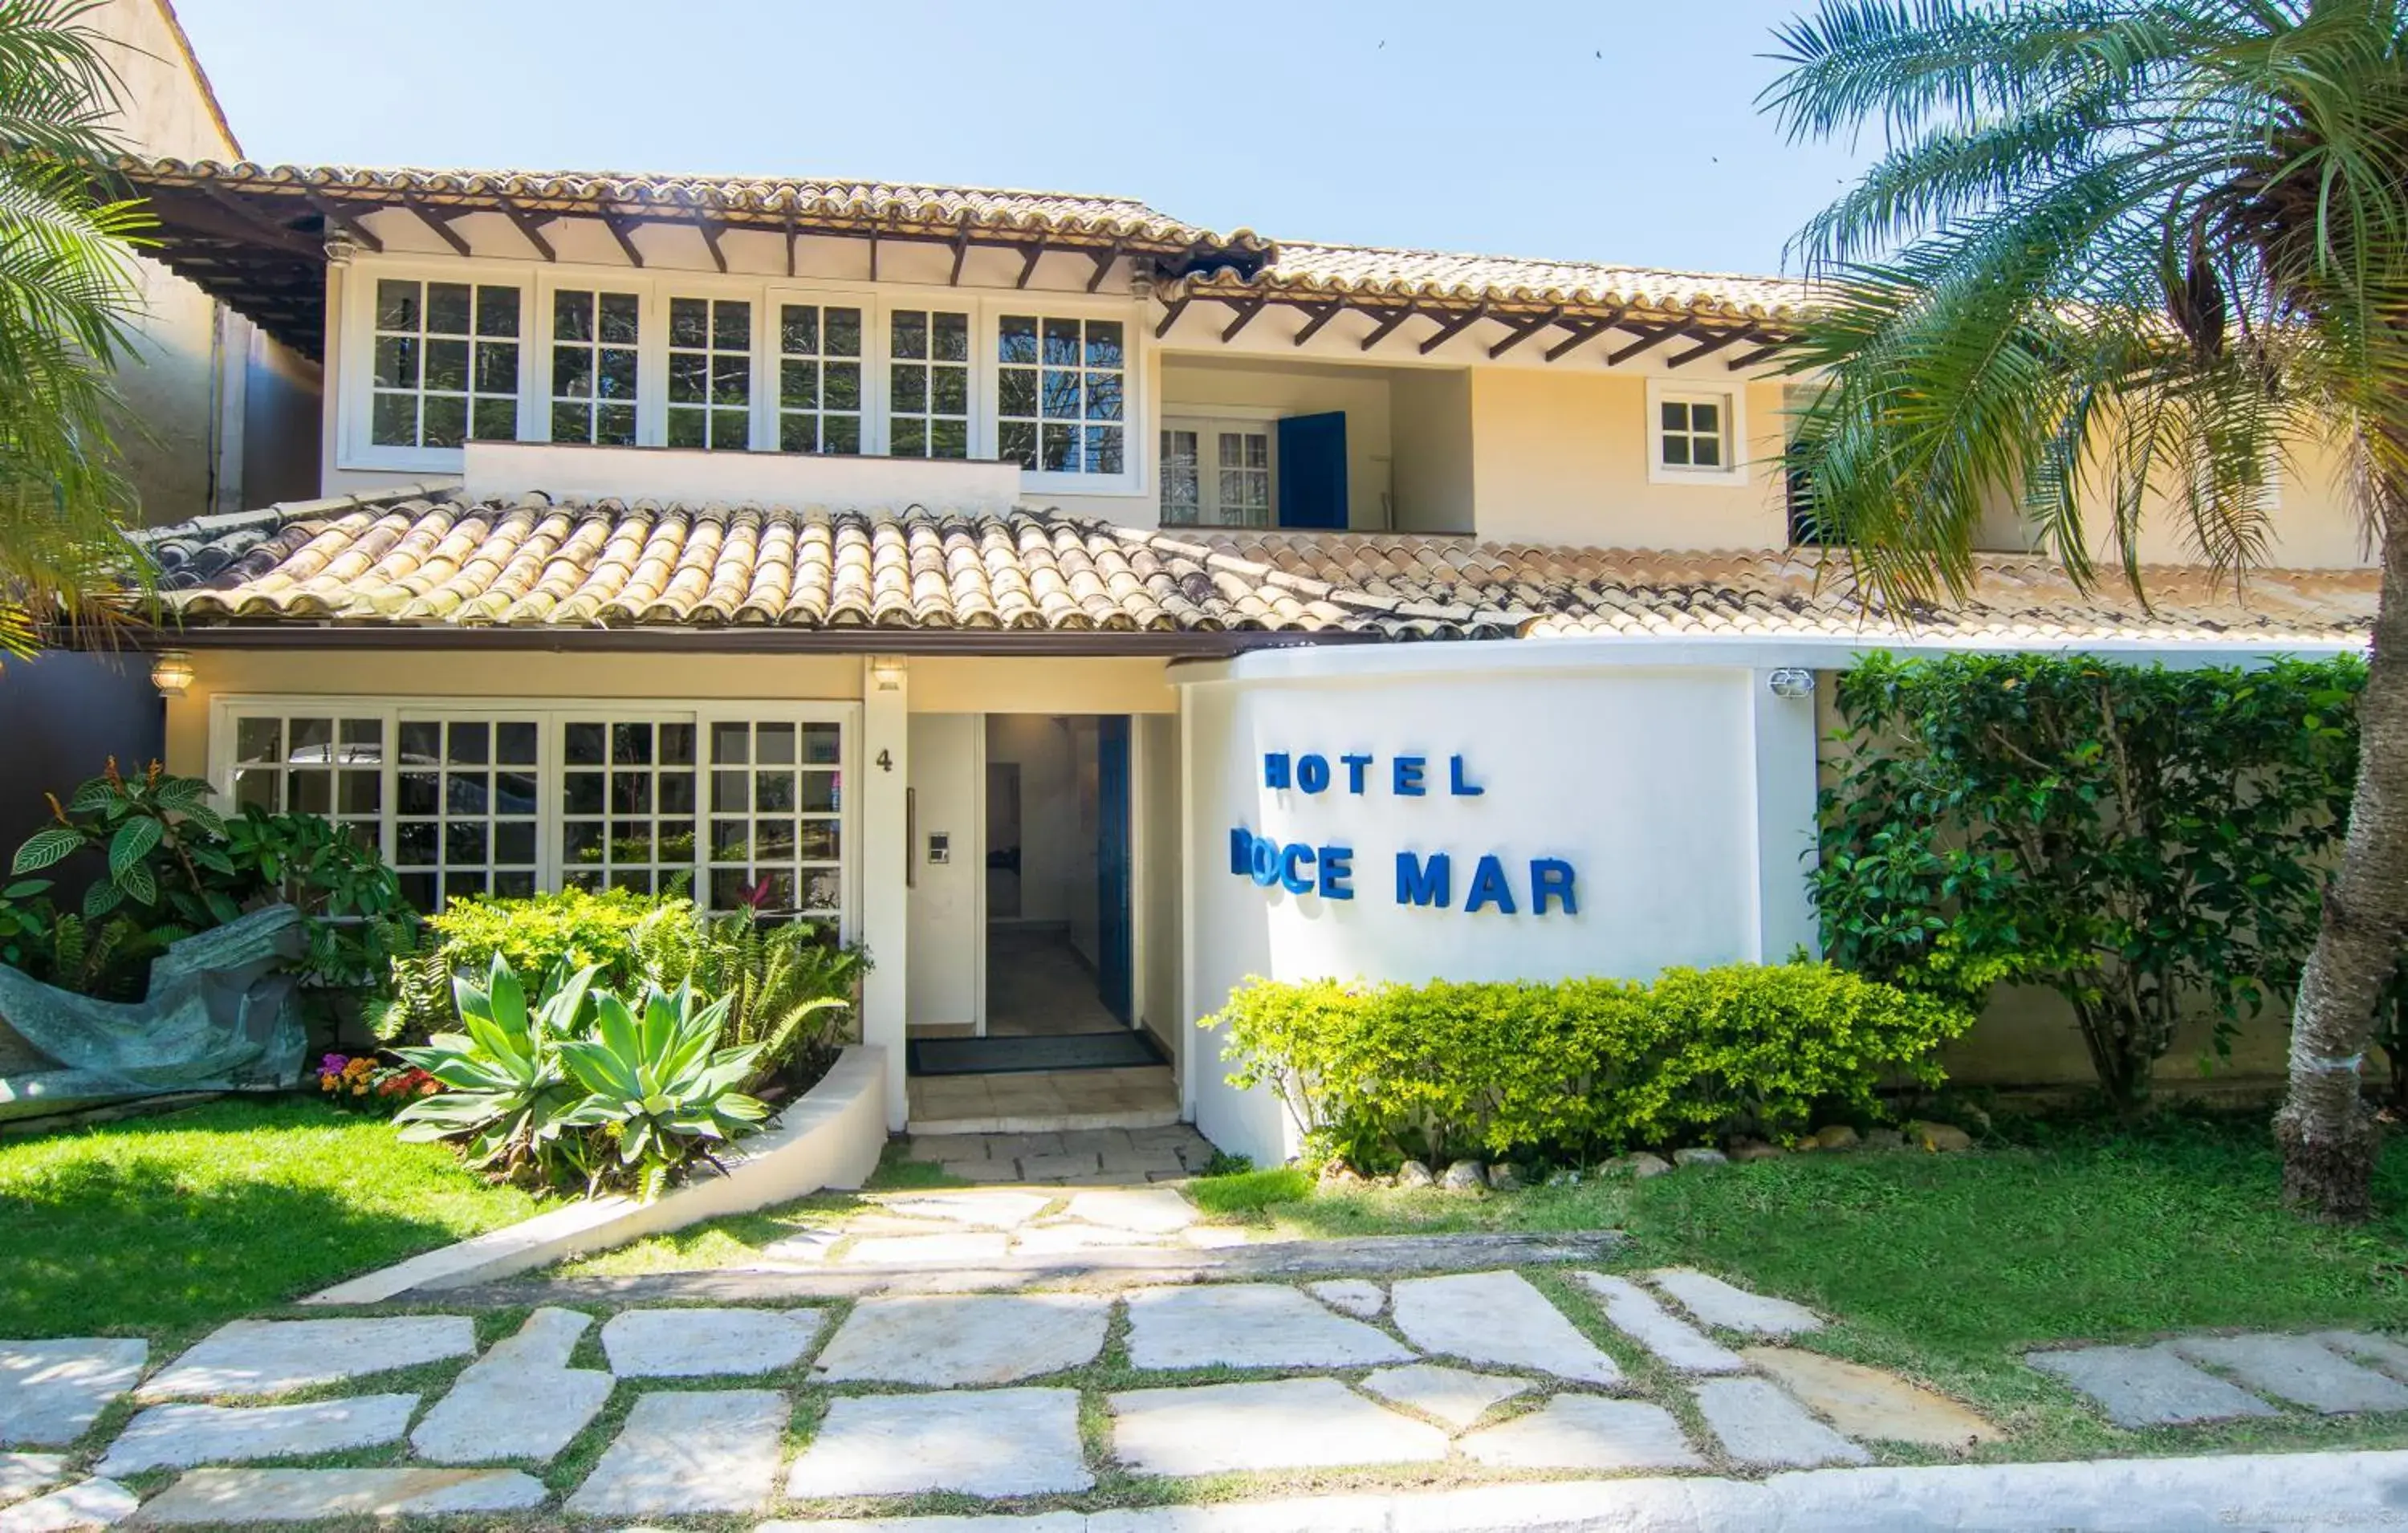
[1418,303,1490,356]
[783,212,798,278]
[1358,307,1418,352]
[1291,302,1344,347]
[1605,317,1698,366]
[950,222,971,286]
[503,209,555,262]
[1153,294,1191,340]
[1487,307,1563,359]
[1087,240,1123,294]
[298,189,382,253]
[1727,340,1788,371]
[1665,326,1753,369]
[1219,297,1267,342]
[193,185,320,259]
[399,195,474,258]
[1542,319,1608,362]
[599,211,646,268]
[1014,241,1047,289]
[694,214,729,274]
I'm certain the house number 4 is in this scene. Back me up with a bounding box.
[876,750,894,772]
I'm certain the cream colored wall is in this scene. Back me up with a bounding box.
[1159,358,1395,531]
[1392,369,1475,534]
[907,657,1177,715]
[1466,370,1788,549]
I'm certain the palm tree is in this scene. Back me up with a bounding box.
[1764,1,2408,1220]
[0,0,153,663]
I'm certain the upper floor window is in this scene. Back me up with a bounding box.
[1646,379,1747,487]
[667,296,752,450]
[1000,315,1124,474]
[371,279,521,448]
[549,289,641,445]
[777,303,864,454]
[886,309,970,458]
[1161,418,1273,527]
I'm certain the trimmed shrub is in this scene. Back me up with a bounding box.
[1204,962,1970,1169]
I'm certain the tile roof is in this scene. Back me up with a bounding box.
[1173,531,2376,648]
[140,489,1434,640]
[140,490,2373,651]
[1177,245,1812,327]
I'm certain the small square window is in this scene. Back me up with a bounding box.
[1652,388,1738,481]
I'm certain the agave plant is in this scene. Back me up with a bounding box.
[552,983,770,1199]
[393,955,600,1178]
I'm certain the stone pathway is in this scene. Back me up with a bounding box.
[901,1124,1215,1184]
[2030,1332,2408,1428]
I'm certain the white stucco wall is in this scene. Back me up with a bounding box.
[1178,645,1816,1165]
[906,714,981,1031]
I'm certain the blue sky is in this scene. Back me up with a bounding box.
[171,0,1873,278]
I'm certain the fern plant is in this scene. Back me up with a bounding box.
[641,912,868,1092]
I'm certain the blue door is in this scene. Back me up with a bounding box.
[1095,715,1133,1025]
[1277,412,1348,529]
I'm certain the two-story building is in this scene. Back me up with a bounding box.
[117,159,2376,1165]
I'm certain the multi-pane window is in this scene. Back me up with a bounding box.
[777,303,864,454]
[1658,393,1729,472]
[1161,420,1272,527]
[549,289,641,445]
[228,714,384,842]
[667,297,752,449]
[560,719,697,897]
[886,309,970,458]
[999,315,1124,475]
[370,280,521,448]
[393,719,540,910]
[708,721,843,917]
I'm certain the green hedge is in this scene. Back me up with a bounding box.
[1203,963,1971,1169]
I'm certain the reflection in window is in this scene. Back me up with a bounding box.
[393,718,539,911]
[550,289,641,445]
[560,719,697,897]
[1160,420,1270,526]
[370,279,521,449]
[886,309,970,458]
[228,714,384,842]
[1160,429,1201,524]
[708,719,843,918]
[778,303,864,454]
[667,297,752,449]
[1658,394,1729,470]
[999,315,1124,474]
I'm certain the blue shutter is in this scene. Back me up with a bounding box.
[1276,412,1348,529]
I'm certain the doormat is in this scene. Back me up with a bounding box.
[907,1031,1168,1076]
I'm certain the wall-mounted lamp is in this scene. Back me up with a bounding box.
[150,649,195,698]
[1767,667,1816,701]
[870,656,906,692]
[323,234,359,266]
[1129,268,1156,303]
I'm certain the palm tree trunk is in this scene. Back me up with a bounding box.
[2275,480,2408,1222]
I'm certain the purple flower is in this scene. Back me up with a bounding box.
[320,1053,350,1073]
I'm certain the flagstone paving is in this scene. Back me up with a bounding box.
[1110,1378,1451,1476]
[134,1466,547,1524]
[598,1307,825,1377]
[1308,1279,1387,1319]
[1574,1271,1748,1374]
[1741,1347,2002,1447]
[1389,1271,1624,1385]
[0,1342,146,1447]
[1357,1364,1532,1429]
[1646,1267,1827,1338]
[0,1475,136,1531]
[1691,1376,1874,1468]
[567,1389,787,1517]
[785,1388,1092,1499]
[1123,1283,1413,1370]
[97,1395,418,1476]
[1458,1395,1705,1472]
[0,1454,63,1507]
[808,1293,1109,1385]
[2170,1333,2408,1415]
[409,1308,611,1465]
[139,1318,472,1401]
[2028,1344,2286,1428]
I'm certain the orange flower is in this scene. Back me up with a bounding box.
[319,1075,337,1092]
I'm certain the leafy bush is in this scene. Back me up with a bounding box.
[394,954,769,1198]
[2,759,413,998]
[425,887,667,992]
[1815,653,2361,1108]
[1205,963,1968,1170]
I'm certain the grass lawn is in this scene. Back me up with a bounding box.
[0,1096,539,1344]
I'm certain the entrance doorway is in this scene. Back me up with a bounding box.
[977,714,1133,1042]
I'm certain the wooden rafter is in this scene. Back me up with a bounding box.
[297,189,382,253]
[694,213,729,274]
[1542,318,1609,362]
[599,210,646,268]
[1605,317,1698,366]
[1358,307,1418,352]
[1219,297,1267,342]
[783,212,798,278]
[1153,294,1190,340]
[949,221,971,286]
[869,227,880,282]
[1418,303,1490,356]
[1291,303,1344,347]
[399,195,474,258]
[1086,240,1123,293]
[1487,307,1563,360]
[503,209,555,262]
[1727,339,1788,371]
[193,185,319,258]
[1665,326,1752,369]
[1014,241,1046,289]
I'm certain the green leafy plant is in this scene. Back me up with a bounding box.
[552,985,769,1200]
[1205,962,1969,1171]
[1814,653,2360,1111]
[633,908,868,1091]
[393,956,596,1181]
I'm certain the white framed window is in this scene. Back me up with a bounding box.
[207,697,858,932]
[666,295,755,450]
[547,287,641,445]
[885,307,972,458]
[368,278,523,451]
[775,302,866,454]
[1160,417,1275,527]
[1646,377,1748,486]
[999,313,1125,479]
